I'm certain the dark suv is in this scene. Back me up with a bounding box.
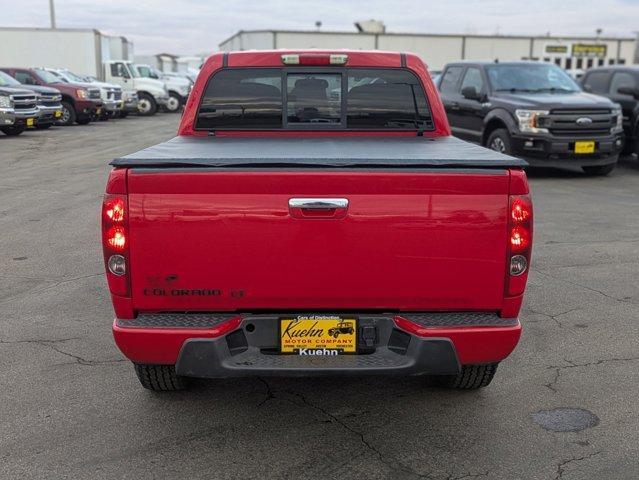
[438,62,624,175]
[581,66,639,156]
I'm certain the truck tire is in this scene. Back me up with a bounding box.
[486,129,513,155]
[76,117,91,126]
[0,126,25,136]
[58,101,76,126]
[582,163,616,176]
[164,92,183,112]
[134,364,188,391]
[435,363,499,389]
[137,93,157,116]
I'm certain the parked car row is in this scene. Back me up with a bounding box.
[436,61,632,175]
[0,62,195,135]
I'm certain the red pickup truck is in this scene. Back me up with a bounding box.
[103,50,533,392]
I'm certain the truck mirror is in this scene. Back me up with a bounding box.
[461,86,481,101]
[617,86,639,98]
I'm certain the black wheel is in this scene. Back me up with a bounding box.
[57,101,76,126]
[120,111,129,118]
[486,129,513,155]
[76,117,91,125]
[0,126,25,136]
[36,123,52,130]
[582,163,616,176]
[137,93,157,116]
[134,364,189,391]
[165,92,183,113]
[434,363,499,390]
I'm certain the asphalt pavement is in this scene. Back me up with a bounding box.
[1,115,638,479]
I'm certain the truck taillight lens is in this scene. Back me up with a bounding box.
[102,193,129,296]
[104,197,125,222]
[506,194,533,296]
[106,226,126,250]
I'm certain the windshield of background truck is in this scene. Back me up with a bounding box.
[34,68,63,84]
[61,70,88,83]
[0,70,21,86]
[487,64,580,93]
[196,68,433,131]
[127,64,141,78]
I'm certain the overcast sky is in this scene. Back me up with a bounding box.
[1,0,638,55]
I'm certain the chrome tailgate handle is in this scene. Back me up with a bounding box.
[289,198,349,209]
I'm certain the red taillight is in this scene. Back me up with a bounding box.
[506,194,533,296]
[104,198,125,222]
[102,192,129,296]
[510,226,530,252]
[511,198,530,223]
[106,226,126,250]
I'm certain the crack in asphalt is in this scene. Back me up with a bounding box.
[545,357,639,393]
[0,337,125,366]
[555,451,601,479]
[34,273,104,294]
[523,307,581,329]
[256,376,276,407]
[446,472,489,480]
[532,268,634,306]
[255,378,434,479]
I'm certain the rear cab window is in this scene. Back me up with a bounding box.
[195,67,433,131]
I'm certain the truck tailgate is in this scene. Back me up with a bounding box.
[127,169,509,312]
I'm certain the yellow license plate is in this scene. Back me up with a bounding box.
[54,110,62,118]
[574,141,595,154]
[26,118,34,126]
[280,316,357,354]
[96,108,102,115]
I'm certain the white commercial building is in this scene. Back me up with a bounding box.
[219,23,637,71]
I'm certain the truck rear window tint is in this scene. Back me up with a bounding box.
[286,74,342,125]
[196,68,433,131]
[197,69,283,129]
[346,70,432,129]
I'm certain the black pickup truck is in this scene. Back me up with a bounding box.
[438,62,624,175]
[581,66,639,157]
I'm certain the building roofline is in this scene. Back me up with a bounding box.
[219,28,635,47]
[0,26,104,35]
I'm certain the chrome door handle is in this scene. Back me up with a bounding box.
[289,198,349,209]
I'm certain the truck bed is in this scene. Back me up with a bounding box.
[111,136,526,169]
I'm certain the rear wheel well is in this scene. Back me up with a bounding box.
[482,119,508,146]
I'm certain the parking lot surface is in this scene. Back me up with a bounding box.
[1,115,638,480]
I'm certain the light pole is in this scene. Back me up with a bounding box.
[49,0,56,28]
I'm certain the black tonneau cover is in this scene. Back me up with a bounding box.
[111,136,527,169]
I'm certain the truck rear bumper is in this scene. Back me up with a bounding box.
[176,336,462,377]
[113,313,521,377]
